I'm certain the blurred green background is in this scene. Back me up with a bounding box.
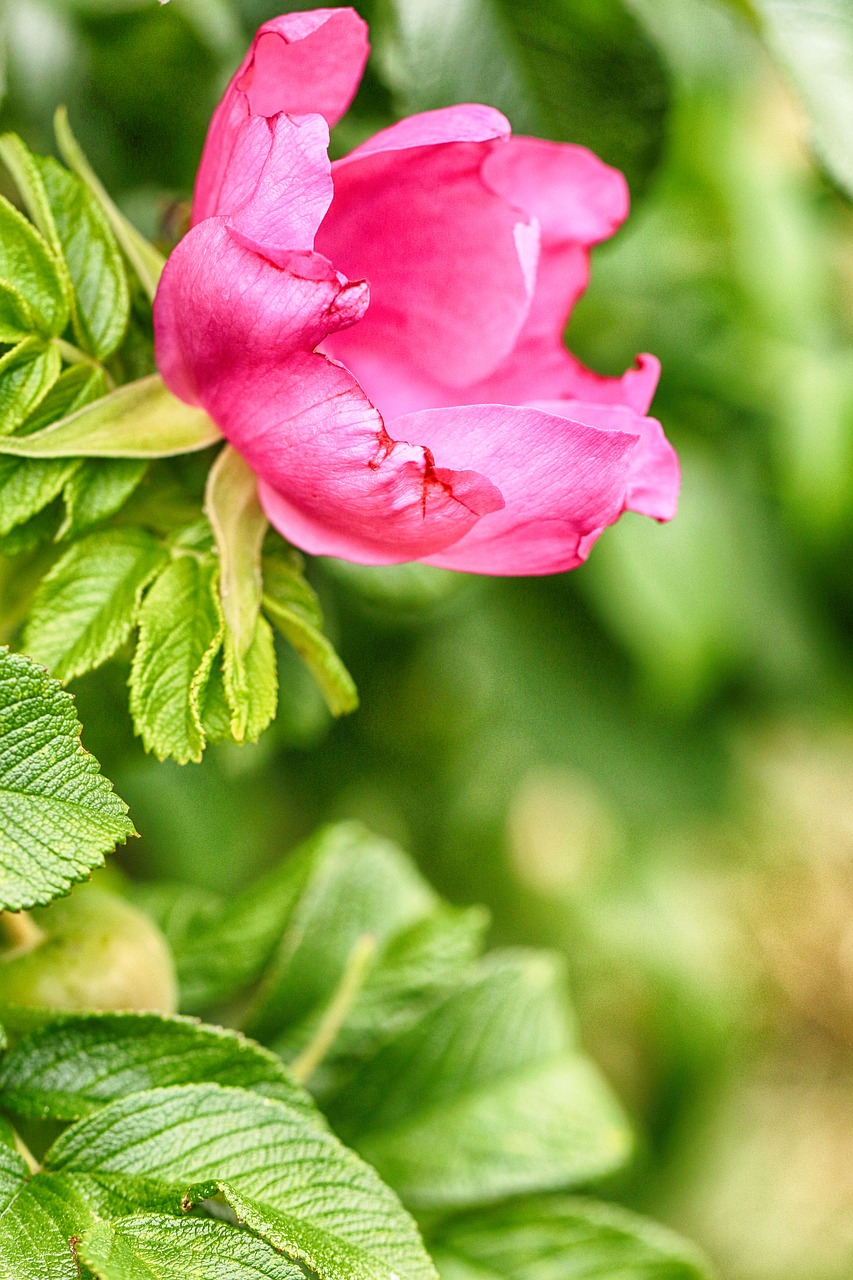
[3,0,853,1275]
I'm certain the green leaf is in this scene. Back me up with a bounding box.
[129,553,223,763]
[0,646,135,911]
[0,193,69,337]
[430,1196,714,1280]
[0,375,222,459]
[0,1143,28,1210]
[54,107,165,302]
[753,0,853,200]
[0,455,76,538]
[0,1012,317,1122]
[0,338,62,436]
[46,1082,438,1280]
[204,447,276,743]
[0,279,35,344]
[81,1214,305,1280]
[330,951,632,1210]
[23,528,169,683]
[244,824,454,1046]
[376,0,670,192]
[263,554,358,717]
[0,1169,100,1280]
[36,155,131,360]
[21,363,107,438]
[60,460,148,539]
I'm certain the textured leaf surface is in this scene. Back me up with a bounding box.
[60,460,148,539]
[0,455,75,538]
[0,1012,317,1123]
[754,0,853,199]
[37,156,130,359]
[0,1170,99,1280]
[430,1196,713,1280]
[0,647,134,911]
[129,554,222,763]
[0,194,68,337]
[378,0,669,192]
[0,339,61,437]
[47,1082,437,1280]
[331,952,631,1209]
[81,1214,305,1280]
[24,529,168,682]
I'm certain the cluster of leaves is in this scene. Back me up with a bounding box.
[0,820,713,1278]
[0,117,356,765]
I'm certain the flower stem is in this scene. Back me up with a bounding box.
[53,338,115,389]
[289,933,377,1084]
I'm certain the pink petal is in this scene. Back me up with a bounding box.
[382,403,642,575]
[337,103,511,161]
[317,109,536,389]
[217,112,334,259]
[529,398,680,522]
[154,219,502,565]
[193,7,368,224]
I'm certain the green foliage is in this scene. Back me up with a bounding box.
[0,825,710,1280]
[430,1196,712,1279]
[0,647,134,911]
[376,0,670,191]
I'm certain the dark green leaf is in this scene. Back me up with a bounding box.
[24,528,168,683]
[0,647,135,911]
[0,454,76,538]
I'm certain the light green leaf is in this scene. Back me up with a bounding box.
[0,338,62,436]
[129,553,223,763]
[753,0,853,200]
[430,1196,714,1280]
[0,375,222,459]
[330,951,632,1210]
[23,528,168,683]
[81,1214,305,1280]
[204,446,275,742]
[0,1012,317,1122]
[223,615,278,744]
[376,0,669,192]
[0,1170,99,1280]
[0,279,35,344]
[263,554,358,717]
[47,1082,438,1280]
[0,454,77,538]
[0,193,69,337]
[0,647,135,911]
[0,1143,28,1210]
[37,155,131,359]
[54,107,165,302]
[60,459,148,539]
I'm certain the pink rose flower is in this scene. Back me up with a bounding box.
[154,7,679,575]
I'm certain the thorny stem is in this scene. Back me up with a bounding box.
[0,911,46,956]
[289,933,378,1085]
